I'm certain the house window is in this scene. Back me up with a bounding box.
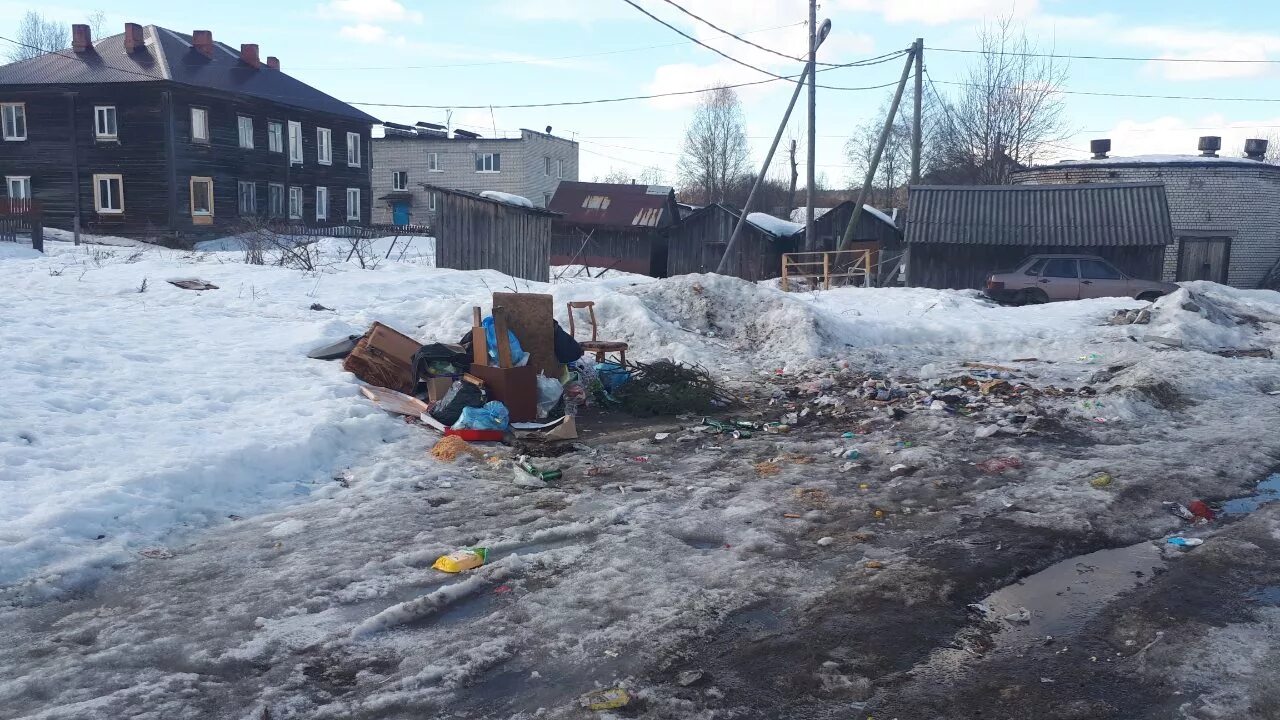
[6,175,31,200]
[556,159,563,179]
[190,107,208,142]
[268,183,285,218]
[237,115,254,149]
[288,186,303,219]
[543,192,551,207]
[346,132,361,167]
[94,106,117,139]
[427,191,437,212]
[288,121,302,164]
[2,103,27,141]
[316,186,328,220]
[238,181,256,215]
[93,174,123,213]
[582,194,610,210]
[346,188,360,221]
[392,171,408,191]
[544,156,551,176]
[190,176,214,217]
[427,152,439,171]
[475,152,500,172]
[317,127,332,165]
[268,121,283,153]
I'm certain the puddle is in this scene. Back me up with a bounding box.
[1249,587,1280,606]
[1221,473,1280,515]
[981,540,1166,641]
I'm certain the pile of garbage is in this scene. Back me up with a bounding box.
[1109,308,1152,325]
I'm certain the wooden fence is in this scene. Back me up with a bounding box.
[780,249,873,291]
[0,198,43,252]
[262,221,433,240]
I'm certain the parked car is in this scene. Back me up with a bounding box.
[985,254,1178,304]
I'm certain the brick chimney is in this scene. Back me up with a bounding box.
[71,24,92,53]
[266,56,280,70]
[123,23,144,54]
[192,30,213,56]
[240,43,260,68]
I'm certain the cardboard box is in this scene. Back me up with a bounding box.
[426,377,454,404]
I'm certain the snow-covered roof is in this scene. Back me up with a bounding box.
[478,191,534,208]
[787,204,898,227]
[1046,154,1278,169]
[746,212,804,238]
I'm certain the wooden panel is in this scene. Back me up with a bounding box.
[1178,238,1230,283]
[493,292,557,378]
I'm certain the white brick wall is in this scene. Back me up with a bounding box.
[371,129,578,225]
[1014,161,1280,288]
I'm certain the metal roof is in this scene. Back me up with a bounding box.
[905,182,1173,247]
[548,181,678,229]
[0,25,378,123]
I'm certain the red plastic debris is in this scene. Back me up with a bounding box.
[1188,500,1216,522]
[976,456,1023,474]
[494,585,512,594]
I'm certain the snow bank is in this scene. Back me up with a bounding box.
[479,191,534,208]
[746,212,803,237]
[1142,283,1280,351]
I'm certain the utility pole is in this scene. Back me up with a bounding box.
[910,37,923,186]
[787,138,798,216]
[716,19,831,275]
[837,45,916,252]
[804,0,817,252]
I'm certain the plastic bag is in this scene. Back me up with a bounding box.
[596,361,632,392]
[482,316,529,367]
[430,381,485,426]
[536,373,564,419]
[432,547,488,573]
[452,400,510,431]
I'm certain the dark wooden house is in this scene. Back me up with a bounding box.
[430,185,557,283]
[547,180,680,277]
[665,203,800,281]
[904,183,1174,290]
[0,23,378,239]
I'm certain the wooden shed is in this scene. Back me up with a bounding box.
[665,203,800,281]
[428,185,557,282]
[548,181,680,277]
[903,183,1174,290]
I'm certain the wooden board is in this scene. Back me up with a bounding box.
[469,364,538,422]
[492,292,558,378]
[360,385,431,417]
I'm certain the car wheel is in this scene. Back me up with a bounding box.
[1022,288,1050,305]
[1136,291,1163,302]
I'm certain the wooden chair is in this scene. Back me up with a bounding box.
[566,301,628,365]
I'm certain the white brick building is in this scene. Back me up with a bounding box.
[371,126,578,227]
[1013,139,1280,288]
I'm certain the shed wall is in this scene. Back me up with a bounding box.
[434,192,550,282]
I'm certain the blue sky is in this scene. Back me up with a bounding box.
[6,0,1280,187]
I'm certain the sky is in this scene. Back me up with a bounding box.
[5,0,1280,190]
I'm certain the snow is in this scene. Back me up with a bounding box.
[478,190,534,208]
[746,212,804,238]
[862,204,896,227]
[786,205,897,227]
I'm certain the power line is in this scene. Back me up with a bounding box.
[655,0,834,66]
[290,21,807,71]
[931,46,1280,65]
[928,77,1280,104]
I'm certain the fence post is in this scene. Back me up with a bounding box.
[823,252,831,290]
[781,254,789,292]
[31,215,43,253]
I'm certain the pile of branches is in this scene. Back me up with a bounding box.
[615,359,736,416]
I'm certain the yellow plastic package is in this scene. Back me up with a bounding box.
[432,547,488,573]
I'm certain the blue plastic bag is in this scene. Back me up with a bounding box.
[452,401,511,431]
[482,316,529,367]
[596,362,632,392]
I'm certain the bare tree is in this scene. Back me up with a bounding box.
[6,12,67,62]
[929,17,1071,184]
[595,165,667,185]
[844,82,946,207]
[87,10,107,40]
[677,86,751,205]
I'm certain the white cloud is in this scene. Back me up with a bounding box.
[837,0,1038,25]
[1076,115,1280,158]
[339,24,390,44]
[1121,26,1280,81]
[318,0,423,24]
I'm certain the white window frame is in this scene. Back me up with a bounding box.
[316,186,328,220]
[191,107,209,143]
[2,103,27,141]
[346,188,360,221]
[288,120,302,164]
[317,127,332,165]
[268,183,285,218]
[288,186,302,219]
[391,171,408,191]
[556,158,564,179]
[346,132,361,167]
[475,152,500,173]
[6,176,31,199]
[238,180,256,215]
[93,173,123,214]
[94,106,117,140]
[267,121,283,153]
[237,115,254,149]
[427,152,440,172]
[190,176,214,217]
[427,191,437,212]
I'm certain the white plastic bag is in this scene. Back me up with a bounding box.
[535,373,564,419]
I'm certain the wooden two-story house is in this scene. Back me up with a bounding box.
[0,23,379,238]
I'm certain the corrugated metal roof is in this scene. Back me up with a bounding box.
[548,181,677,229]
[0,25,378,123]
[905,183,1173,247]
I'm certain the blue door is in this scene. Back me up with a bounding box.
[392,201,410,226]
